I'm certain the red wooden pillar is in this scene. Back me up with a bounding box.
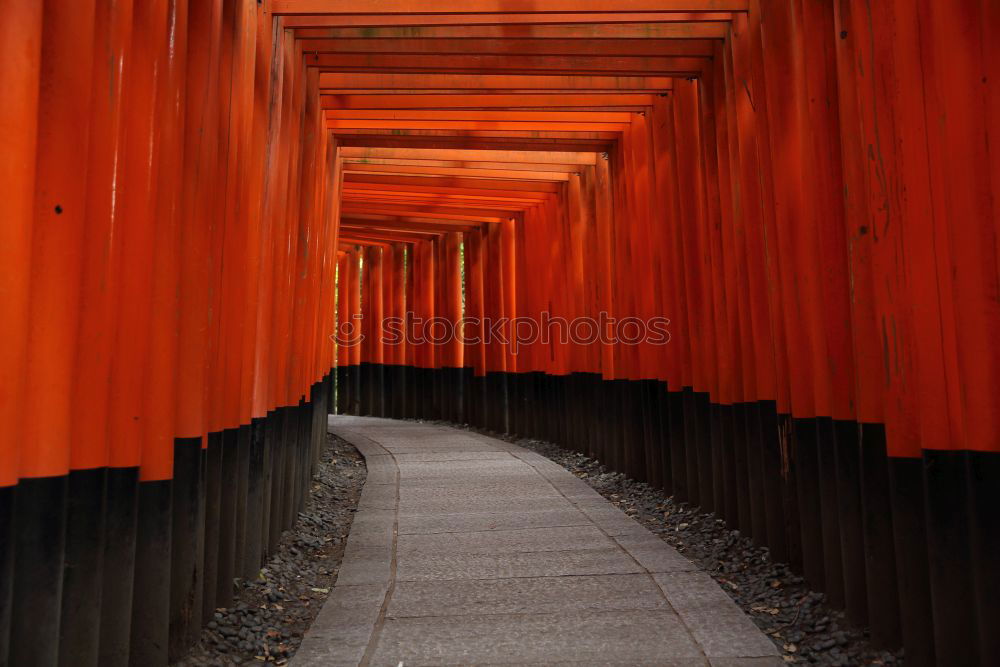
[412,239,437,418]
[383,242,407,417]
[0,0,43,495]
[364,244,385,415]
[335,251,351,413]
[104,0,172,661]
[914,1,996,660]
[592,155,617,466]
[288,66,321,410]
[442,232,464,420]
[482,223,507,431]
[404,243,417,416]
[12,1,97,664]
[828,0,911,652]
[21,0,98,481]
[0,0,43,653]
[691,71,737,521]
[575,166,606,461]
[347,249,362,414]
[249,2,279,427]
[131,2,190,662]
[70,0,131,474]
[63,3,139,659]
[443,232,464,371]
[463,230,486,425]
[170,2,223,650]
[263,29,293,420]
[510,208,532,437]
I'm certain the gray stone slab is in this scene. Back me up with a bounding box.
[397,465,535,481]
[370,610,704,665]
[396,457,524,470]
[547,479,605,498]
[357,483,396,511]
[654,572,780,659]
[396,496,576,516]
[476,661,707,667]
[397,508,591,534]
[364,467,397,485]
[384,447,502,456]
[398,483,561,502]
[361,457,396,475]
[387,573,668,618]
[709,659,785,667]
[336,545,393,586]
[393,451,514,462]
[330,431,390,458]
[397,525,614,556]
[343,523,394,549]
[348,508,395,532]
[397,471,543,487]
[293,583,387,666]
[580,508,653,537]
[624,545,699,573]
[395,547,643,581]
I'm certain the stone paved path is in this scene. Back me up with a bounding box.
[294,416,781,667]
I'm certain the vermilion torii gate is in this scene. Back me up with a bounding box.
[1,2,997,666]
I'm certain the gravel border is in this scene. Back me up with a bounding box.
[175,433,365,666]
[432,421,903,667]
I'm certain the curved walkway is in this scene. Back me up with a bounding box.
[295,416,781,667]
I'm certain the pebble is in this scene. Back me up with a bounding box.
[174,434,365,666]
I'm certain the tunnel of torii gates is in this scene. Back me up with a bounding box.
[0,0,998,666]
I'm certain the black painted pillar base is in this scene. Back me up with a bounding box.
[888,456,935,667]
[169,438,205,660]
[10,475,67,667]
[832,419,868,627]
[968,451,1000,665]
[372,363,385,417]
[667,389,687,503]
[654,382,672,496]
[0,485,13,666]
[714,401,730,526]
[234,425,251,584]
[693,391,713,516]
[335,366,348,414]
[742,402,767,547]
[681,388,700,508]
[261,412,276,559]
[470,372,486,428]
[792,418,825,591]
[816,417,846,609]
[349,365,361,415]
[359,362,372,416]
[202,432,223,621]
[59,468,107,667]
[759,403,794,567]
[923,450,979,666]
[215,428,239,609]
[396,365,409,420]
[858,424,901,649]
[99,467,138,667]
[243,418,266,579]
[129,479,172,666]
[454,367,466,424]
[383,365,395,420]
